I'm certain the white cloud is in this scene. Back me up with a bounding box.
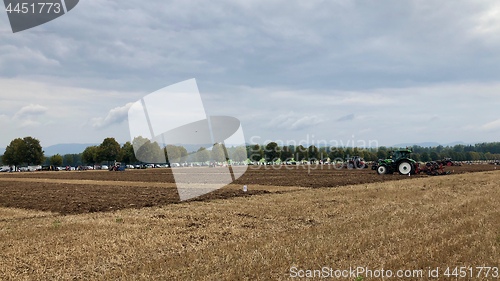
[470,2,500,38]
[266,111,324,131]
[290,115,324,130]
[92,102,134,129]
[480,119,500,131]
[11,104,48,127]
[13,104,48,119]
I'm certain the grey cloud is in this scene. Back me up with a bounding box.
[337,114,355,122]
[92,102,133,129]
[266,111,324,131]
[4,0,500,92]
[2,0,500,147]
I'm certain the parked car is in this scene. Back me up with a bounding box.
[40,165,59,171]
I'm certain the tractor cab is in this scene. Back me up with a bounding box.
[390,149,412,162]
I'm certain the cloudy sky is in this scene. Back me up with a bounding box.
[1,0,500,150]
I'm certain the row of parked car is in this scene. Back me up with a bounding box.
[0,162,245,172]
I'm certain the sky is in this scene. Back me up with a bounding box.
[1,0,500,150]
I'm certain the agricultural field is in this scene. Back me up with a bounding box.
[0,165,499,280]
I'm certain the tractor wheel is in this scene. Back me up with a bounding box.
[377,165,388,175]
[398,160,413,175]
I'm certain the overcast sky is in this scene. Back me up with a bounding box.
[1,0,500,150]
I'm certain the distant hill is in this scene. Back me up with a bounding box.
[0,147,4,155]
[392,141,468,148]
[43,143,98,156]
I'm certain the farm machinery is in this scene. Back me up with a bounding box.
[109,162,125,171]
[417,161,451,176]
[372,149,451,176]
[345,156,368,169]
[373,149,417,175]
[441,158,461,166]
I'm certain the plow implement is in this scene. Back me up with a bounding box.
[415,161,451,176]
[373,148,452,176]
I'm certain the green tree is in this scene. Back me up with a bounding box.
[420,152,430,162]
[119,142,137,164]
[412,153,421,162]
[196,147,211,163]
[134,140,163,163]
[329,147,344,160]
[308,145,319,161]
[249,144,263,162]
[376,147,388,159]
[165,145,181,163]
[430,151,440,161]
[178,146,188,163]
[280,146,293,161]
[82,146,99,165]
[2,138,25,169]
[230,146,247,162]
[295,145,307,161]
[98,137,121,163]
[131,136,164,163]
[2,137,44,168]
[211,143,227,163]
[345,147,353,159]
[50,154,63,166]
[484,152,493,160]
[63,154,74,166]
[318,147,328,161]
[264,142,280,162]
[364,151,377,161]
[22,137,45,166]
[466,151,480,161]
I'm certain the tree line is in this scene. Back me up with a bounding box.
[247,142,500,163]
[0,136,248,168]
[1,136,500,168]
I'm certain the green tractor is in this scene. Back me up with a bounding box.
[373,148,418,175]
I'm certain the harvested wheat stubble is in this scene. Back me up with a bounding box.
[0,171,499,280]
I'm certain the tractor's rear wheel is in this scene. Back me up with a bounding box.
[398,160,413,175]
[377,165,388,175]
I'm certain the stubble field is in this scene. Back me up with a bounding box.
[0,164,499,280]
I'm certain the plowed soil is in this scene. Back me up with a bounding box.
[0,164,497,215]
